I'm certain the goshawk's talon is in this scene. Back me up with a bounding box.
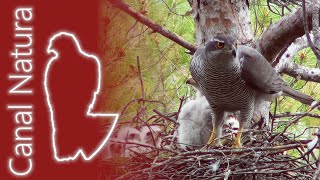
[215,142,223,148]
[200,144,210,151]
[232,141,243,148]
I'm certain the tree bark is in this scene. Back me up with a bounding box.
[275,35,320,83]
[256,4,320,63]
[191,0,252,46]
[282,64,320,82]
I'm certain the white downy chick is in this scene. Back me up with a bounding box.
[224,117,240,137]
[140,125,162,148]
[104,126,141,159]
[177,79,212,149]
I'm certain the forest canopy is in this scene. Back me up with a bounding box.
[99,0,320,178]
[101,0,319,133]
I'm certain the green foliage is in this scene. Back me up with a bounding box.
[271,45,320,139]
[101,0,194,121]
[250,0,294,37]
[249,1,319,140]
[101,0,319,141]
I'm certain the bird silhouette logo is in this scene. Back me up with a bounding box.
[44,32,118,162]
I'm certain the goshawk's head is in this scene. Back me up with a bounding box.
[204,35,237,63]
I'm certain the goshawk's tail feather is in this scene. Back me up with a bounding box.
[282,86,315,106]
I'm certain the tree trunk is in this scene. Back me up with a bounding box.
[191,0,270,129]
[192,0,252,46]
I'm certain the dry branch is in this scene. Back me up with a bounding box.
[302,0,320,64]
[275,112,320,118]
[274,34,320,82]
[257,4,320,62]
[107,0,197,54]
[313,0,320,61]
[281,62,320,82]
[314,164,320,180]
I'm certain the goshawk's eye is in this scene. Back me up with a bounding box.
[216,41,225,49]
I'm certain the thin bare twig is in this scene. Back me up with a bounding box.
[137,56,145,101]
[275,112,320,119]
[153,109,177,125]
[108,0,197,54]
[271,98,278,132]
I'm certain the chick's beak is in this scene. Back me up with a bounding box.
[231,44,237,57]
[186,78,197,86]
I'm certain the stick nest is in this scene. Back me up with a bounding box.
[98,110,319,180]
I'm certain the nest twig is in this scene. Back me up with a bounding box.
[98,106,319,180]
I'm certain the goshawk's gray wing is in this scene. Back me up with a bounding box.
[190,46,205,82]
[237,45,284,94]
